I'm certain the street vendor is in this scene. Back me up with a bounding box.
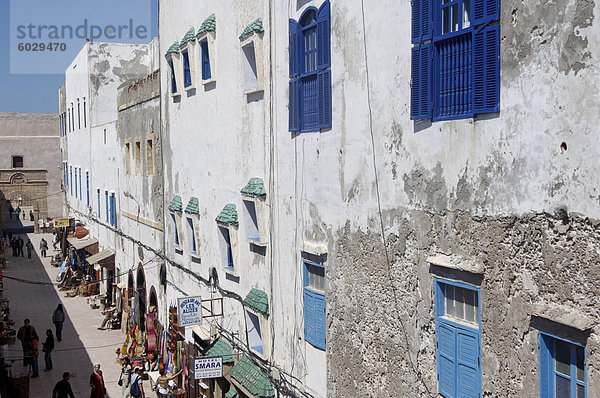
[153,368,183,398]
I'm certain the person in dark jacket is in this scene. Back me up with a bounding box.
[18,236,24,257]
[52,304,65,342]
[43,329,54,371]
[52,372,75,398]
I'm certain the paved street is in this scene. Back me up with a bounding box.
[3,219,126,398]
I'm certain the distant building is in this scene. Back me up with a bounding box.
[0,112,60,230]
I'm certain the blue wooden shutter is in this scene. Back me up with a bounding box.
[201,42,211,80]
[473,25,499,115]
[472,0,500,27]
[304,289,316,345]
[317,0,330,70]
[456,329,480,397]
[437,322,457,397]
[290,80,299,132]
[411,0,432,44]
[86,172,90,208]
[411,43,432,120]
[314,293,326,350]
[538,333,553,398]
[318,70,332,129]
[289,19,299,78]
[170,62,177,93]
[79,170,82,199]
[105,192,109,222]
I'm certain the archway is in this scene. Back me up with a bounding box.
[127,270,134,300]
[149,286,158,314]
[136,264,146,331]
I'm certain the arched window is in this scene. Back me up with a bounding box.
[12,156,23,168]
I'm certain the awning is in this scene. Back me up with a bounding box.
[230,356,274,398]
[67,237,98,250]
[191,325,211,342]
[86,249,115,270]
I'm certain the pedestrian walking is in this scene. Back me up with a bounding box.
[11,237,17,256]
[40,238,48,257]
[15,206,21,218]
[52,372,75,398]
[90,363,107,398]
[43,329,54,371]
[129,366,145,398]
[52,304,65,342]
[53,234,59,250]
[26,239,33,258]
[119,357,132,398]
[7,231,12,244]
[29,210,34,221]
[18,236,24,257]
[16,319,39,378]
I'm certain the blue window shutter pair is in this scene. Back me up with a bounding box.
[317,0,331,129]
[289,19,300,132]
[97,190,100,217]
[473,25,500,114]
[200,42,211,80]
[436,323,480,397]
[411,44,432,119]
[411,0,432,44]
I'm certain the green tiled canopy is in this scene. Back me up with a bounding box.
[216,204,238,225]
[225,385,239,398]
[168,195,183,212]
[197,13,216,36]
[180,28,196,46]
[243,288,269,315]
[204,338,234,364]
[184,197,199,214]
[166,41,180,55]
[230,356,274,398]
[239,18,264,40]
[240,178,266,197]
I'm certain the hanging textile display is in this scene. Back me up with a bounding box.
[146,313,157,351]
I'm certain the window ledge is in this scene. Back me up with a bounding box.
[249,239,268,247]
[170,92,182,98]
[224,266,238,277]
[244,88,263,96]
[174,246,183,255]
[202,77,216,86]
[184,84,196,92]
[427,254,484,275]
[531,303,594,331]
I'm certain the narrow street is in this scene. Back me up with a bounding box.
[3,218,126,398]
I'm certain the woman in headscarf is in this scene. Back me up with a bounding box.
[90,363,106,398]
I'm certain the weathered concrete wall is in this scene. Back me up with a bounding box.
[0,113,61,221]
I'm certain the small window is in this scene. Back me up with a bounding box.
[171,213,180,247]
[182,50,192,88]
[12,156,23,168]
[242,42,259,92]
[77,99,81,130]
[186,217,196,254]
[103,129,107,145]
[146,139,154,176]
[443,283,479,325]
[83,98,87,128]
[200,41,211,80]
[105,191,109,222]
[97,188,101,218]
[74,168,78,199]
[243,200,259,242]
[539,333,586,398]
[219,226,234,270]
[135,141,141,175]
[169,60,177,94]
[125,142,131,174]
[69,166,73,196]
[78,168,82,200]
[246,311,263,355]
[86,171,90,208]
[109,193,117,227]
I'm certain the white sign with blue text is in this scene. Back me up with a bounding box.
[177,296,203,327]
[194,356,223,379]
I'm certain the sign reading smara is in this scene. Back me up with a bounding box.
[177,296,202,327]
[194,356,223,379]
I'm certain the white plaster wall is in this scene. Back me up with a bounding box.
[160,0,275,358]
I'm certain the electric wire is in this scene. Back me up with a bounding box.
[359,1,435,395]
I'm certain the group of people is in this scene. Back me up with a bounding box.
[0,229,49,259]
[16,304,65,379]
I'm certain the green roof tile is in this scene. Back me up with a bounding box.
[184,197,199,214]
[225,385,239,398]
[239,18,264,41]
[243,288,269,315]
[230,356,274,398]
[204,338,234,364]
[168,195,183,212]
[197,13,216,36]
[180,28,196,46]
[215,203,238,225]
[240,178,266,197]
[166,41,180,55]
